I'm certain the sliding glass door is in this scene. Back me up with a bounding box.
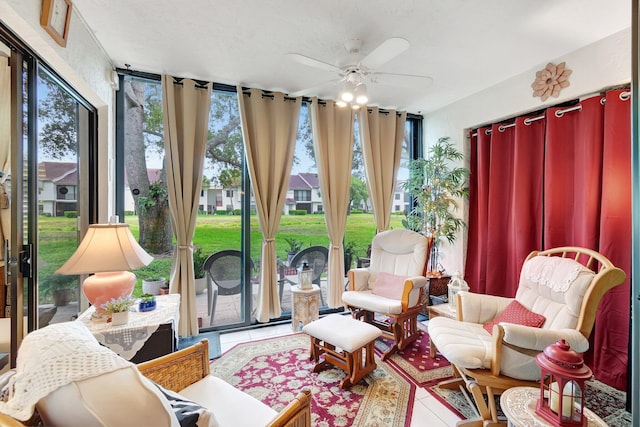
[1,31,97,367]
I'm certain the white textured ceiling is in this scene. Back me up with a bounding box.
[72,0,630,114]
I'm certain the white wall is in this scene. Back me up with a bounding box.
[423,28,631,275]
[0,0,115,222]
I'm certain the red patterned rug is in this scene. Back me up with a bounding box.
[211,333,415,427]
[375,328,631,426]
[374,328,453,387]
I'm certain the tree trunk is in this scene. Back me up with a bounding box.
[139,200,173,254]
[124,80,173,254]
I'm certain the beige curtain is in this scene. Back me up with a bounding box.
[0,53,11,262]
[310,99,354,307]
[237,88,301,322]
[358,108,407,232]
[162,76,212,337]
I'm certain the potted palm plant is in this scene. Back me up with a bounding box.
[402,136,469,275]
[193,247,208,295]
[284,237,304,264]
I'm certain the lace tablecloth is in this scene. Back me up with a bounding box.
[76,294,181,360]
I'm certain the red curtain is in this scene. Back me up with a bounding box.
[466,127,491,294]
[594,90,632,389]
[465,118,545,297]
[544,96,604,249]
[465,90,631,389]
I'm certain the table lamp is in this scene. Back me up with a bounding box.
[56,222,153,318]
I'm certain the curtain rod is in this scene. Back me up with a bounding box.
[471,89,632,137]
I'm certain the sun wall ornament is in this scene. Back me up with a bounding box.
[531,61,572,102]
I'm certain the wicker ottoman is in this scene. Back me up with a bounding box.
[302,314,382,389]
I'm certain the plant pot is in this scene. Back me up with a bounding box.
[195,277,207,295]
[53,288,73,307]
[139,299,156,312]
[159,286,170,295]
[142,278,165,296]
[111,311,129,326]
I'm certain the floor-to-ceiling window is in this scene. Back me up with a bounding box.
[115,71,422,331]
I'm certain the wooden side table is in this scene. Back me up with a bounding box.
[291,284,320,331]
[76,294,180,362]
[500,387,607,427]
[420,275,451,316]
[427,303,457,357]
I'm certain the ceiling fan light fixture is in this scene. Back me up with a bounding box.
[351,104,361,110]
[336,100,347,108]
[355,83,368,105]
[340,81,355,102]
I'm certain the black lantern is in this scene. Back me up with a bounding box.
[535,339,592,426]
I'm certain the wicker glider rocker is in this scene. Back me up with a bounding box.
[428,246,625,427]
[342,229,430,360]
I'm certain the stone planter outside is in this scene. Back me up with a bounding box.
[53,288,74,307]
[142,278,166,296]
[195,277,207,295]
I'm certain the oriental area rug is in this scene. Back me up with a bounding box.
[210,333,414,427]
[375,328,631,426]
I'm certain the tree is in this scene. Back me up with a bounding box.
[38,72,77,158]
[219,168,241,212]
[349,176,369,212]
[124,80,172,254]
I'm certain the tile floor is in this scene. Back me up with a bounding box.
[219,320,464,427]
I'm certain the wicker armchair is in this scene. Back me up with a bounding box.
[138,339,312,427]
[0,339,311,427]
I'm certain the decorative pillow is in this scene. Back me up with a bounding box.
[371,272,409,300]
[483,300,546,334]
[153,382,219,427]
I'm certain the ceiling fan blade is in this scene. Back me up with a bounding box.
[370,72,433,88]
[359,37,410,70]
[288,79,342,97]
[285,53,342,73]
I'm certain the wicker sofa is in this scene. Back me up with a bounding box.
[0,322,311,427]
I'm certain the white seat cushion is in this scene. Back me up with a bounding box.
[178,375,277,427]
[428,316,545,380]
[428,316,493,369]
[342,290,403,315]
[302,314,382,353]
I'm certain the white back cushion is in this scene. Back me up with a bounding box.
[37,367,179,427]
[369,229,428,277]
[516,256,595,330]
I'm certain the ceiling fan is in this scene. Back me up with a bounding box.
[286,37,433,105]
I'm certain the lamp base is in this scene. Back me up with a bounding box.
[83,271,135,315]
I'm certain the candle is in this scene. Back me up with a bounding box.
[549,381,574,418]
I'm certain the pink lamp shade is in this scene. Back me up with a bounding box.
[56,223,153,315]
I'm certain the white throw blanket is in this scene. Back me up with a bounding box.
[522,255,593,292]
[0,321,132,421]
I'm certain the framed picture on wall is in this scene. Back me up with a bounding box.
[40,0,72,47]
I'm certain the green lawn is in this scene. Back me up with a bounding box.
[38,212,405,299]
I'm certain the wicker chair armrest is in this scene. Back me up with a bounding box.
[137,339,210,392]
[267,389,312,427]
